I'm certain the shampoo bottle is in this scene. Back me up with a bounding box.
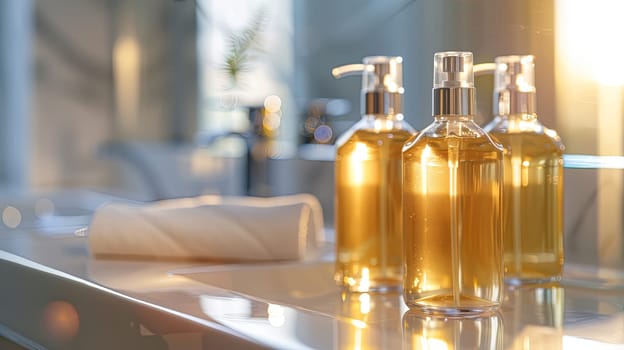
[403,52,504,314]
[333,56,416,292]
[483,55,565,284]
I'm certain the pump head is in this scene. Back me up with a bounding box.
[494,55,536,93]
[432,51,475,116]
[493,55,537,115]
[332,56,404,115]
[434,52,474,89]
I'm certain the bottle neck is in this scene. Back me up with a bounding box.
[494,89,536,116]
[432,87,475,117]
[362,91,402,115]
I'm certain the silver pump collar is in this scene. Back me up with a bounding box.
[364,91,403,115]
[433,87,475,116]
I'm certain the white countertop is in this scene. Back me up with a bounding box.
[0,225,623,349]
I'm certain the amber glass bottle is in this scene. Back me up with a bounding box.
[333,56,416,292]
[484,55,565,284]
[403,52,504,315]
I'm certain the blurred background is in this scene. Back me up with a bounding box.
[0,0,623,266]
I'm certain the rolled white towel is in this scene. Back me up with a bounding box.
[88,194,325,261]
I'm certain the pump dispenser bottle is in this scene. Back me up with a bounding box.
[332,56,416,292]
[403,52,504,314]
[483,55,565,284]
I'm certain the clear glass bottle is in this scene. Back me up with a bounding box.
[333,56,416,292]
[402,52,504,315]
[483,55,565,284]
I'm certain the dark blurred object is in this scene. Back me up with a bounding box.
[247,104,282,196]
[300,98,350,145]
[194,103,285,197]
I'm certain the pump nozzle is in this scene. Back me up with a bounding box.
[331,64,370,79]
[331,56,404,115]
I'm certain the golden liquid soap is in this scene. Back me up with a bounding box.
[484,54,564,283]
[488,131,564,283]
[335,128,413,292]
[403,133,504,313]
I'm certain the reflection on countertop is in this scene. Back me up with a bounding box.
[0,218,622,349]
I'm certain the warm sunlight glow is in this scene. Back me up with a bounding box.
[114,35,141,135]
[421,145,432,194]
[512,156,522,188]
[353,327,364,350]
[350,143,369,185]
[350,319,367,329]
[359,293,371,315]
[413,336,449,350]
[358,267,371,291]
[557,0,624,87]
[557,0,624,264]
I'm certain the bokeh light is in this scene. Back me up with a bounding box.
[2,206,22,228]
[42,301,80,344]
[263,95,282,113]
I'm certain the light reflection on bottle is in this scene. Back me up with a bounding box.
[336,291,403,350]
[504,283,564,349]
[402,311,503,350]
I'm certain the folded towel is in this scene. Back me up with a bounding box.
[88,194,324,261]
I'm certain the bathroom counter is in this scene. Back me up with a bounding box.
[0,228,623,349]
